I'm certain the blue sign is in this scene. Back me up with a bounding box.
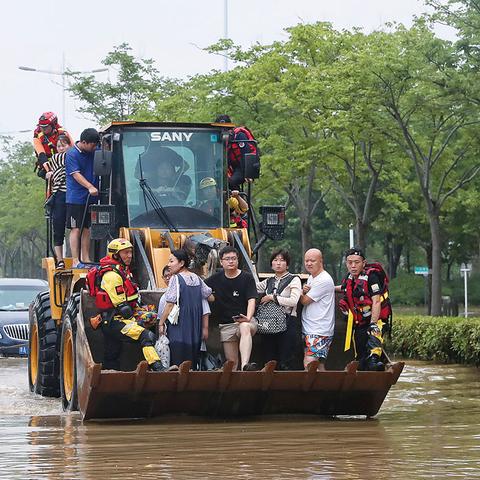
[414,266,429,275]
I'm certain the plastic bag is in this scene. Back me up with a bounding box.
[155,334,170,369]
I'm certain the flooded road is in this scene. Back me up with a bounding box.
[0,358,479,479]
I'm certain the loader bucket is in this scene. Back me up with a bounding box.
[75,291,404,421]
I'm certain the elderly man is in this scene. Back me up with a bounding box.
[299,248,335,371]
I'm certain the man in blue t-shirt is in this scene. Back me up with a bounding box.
[65,128,100,267]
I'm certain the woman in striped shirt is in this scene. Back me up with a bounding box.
[44,134,71,268]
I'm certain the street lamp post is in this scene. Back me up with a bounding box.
[224,0,229,72]
[19,58,107,125]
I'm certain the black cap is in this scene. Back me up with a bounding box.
[215,114,231,123]
[345,247,365,259]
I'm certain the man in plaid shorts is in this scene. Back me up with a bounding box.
[299,249,335,371]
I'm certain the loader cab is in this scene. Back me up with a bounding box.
[97,123,229,231]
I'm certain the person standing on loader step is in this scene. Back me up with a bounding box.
[65,128,100,267]
[337,247,389,372]
[299,248,335,372]
[97,238,165,372]
[215,114,256,190]
[33,111,74,179]
[43,134,72,268]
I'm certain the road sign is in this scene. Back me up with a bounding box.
[414,266,429,275]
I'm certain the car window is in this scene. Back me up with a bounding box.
[0,285,47,310]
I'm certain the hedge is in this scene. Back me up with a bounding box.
[386,315,480,365]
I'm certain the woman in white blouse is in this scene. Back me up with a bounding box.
[257,249,302,370]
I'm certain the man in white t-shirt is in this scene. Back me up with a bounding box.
[299,248,335,371]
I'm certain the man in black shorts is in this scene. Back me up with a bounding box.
[205,246,258,371]
[65,128,100,267]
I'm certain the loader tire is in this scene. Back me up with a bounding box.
[28,292,60,397]
[60,293,80,411]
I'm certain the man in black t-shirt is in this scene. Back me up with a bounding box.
[205,246,258,371]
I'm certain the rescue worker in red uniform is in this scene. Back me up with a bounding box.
[337,248,391,371]
[96,238,165,371]
[33,112,74,179]
[215,114,257,190]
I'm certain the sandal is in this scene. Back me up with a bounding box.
[56,260,65,269]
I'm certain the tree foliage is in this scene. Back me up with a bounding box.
[43,13,480,314]
[68,43,175,124]
[0,139,45,277]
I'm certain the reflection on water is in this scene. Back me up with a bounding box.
[0,358,479,479]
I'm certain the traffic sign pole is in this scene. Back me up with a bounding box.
[460,263,472,318]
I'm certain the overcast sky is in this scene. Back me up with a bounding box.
[1,0,436,142]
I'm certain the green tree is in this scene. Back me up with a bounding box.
[0,139,45,277]
[369,24,480,315]
[69,43,173,124]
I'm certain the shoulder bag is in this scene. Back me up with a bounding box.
[167,275,180,325]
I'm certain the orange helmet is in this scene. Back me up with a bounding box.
[38,112,58,129]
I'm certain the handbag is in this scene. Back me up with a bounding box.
[256,274,297,335]
[256,301,287,334]
[167,275,180,325]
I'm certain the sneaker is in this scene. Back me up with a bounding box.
[56,260,65,269]
[242,362,259,371]
[75,262,88,269]
[366,355,385,372]
[150,361,167,372]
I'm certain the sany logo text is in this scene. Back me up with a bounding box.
[150,132,193,142]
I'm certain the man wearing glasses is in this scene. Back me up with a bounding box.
[205,246,258,371]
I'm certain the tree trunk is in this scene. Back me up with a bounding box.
[446,260,453,282]
[385,234,403,278]
[429,212,442,316]
[300,216,312,264]
[355,219,368,251]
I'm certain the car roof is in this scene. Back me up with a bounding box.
[0,278,48,287]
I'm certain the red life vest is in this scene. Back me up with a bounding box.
[86,256,139,311]
[341,262,392,327]
[229,213,248,228]
[33,126,68,158]
[227,126,257,178]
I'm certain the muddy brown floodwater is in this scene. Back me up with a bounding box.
[0,357,479,479]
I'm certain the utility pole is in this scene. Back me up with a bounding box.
[224,0,229,72]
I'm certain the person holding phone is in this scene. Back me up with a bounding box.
[205,246,258,371]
